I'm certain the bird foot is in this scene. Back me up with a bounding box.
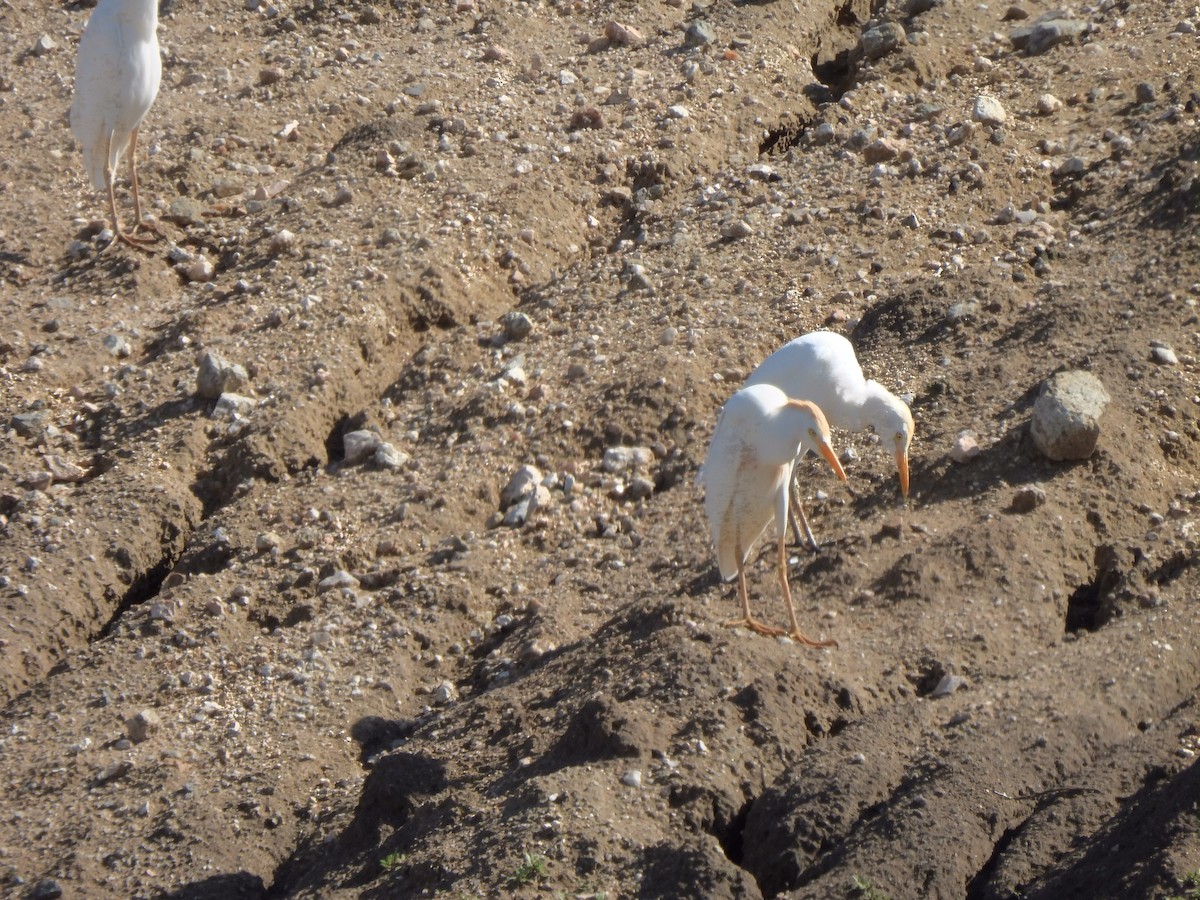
[722,617,787,638]
[786,629,838,649]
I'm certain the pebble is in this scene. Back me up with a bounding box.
[932,674,966,697]
[1055,156,1086,176]
[1012,484,1047,513]
[1012,14,1089,55]
[31,880,63,900]
[343,429,383,464]
[1150,345,1178,365]
[127,709,161,744]
[500,310,534,341]
[683,21,715,48]
[860,21,905,60]
[862,138,900,163]
[1030,370,1110,461]
[212,392,255,420]
[102,334,131,358]
[1134,81,1156,104]
[1036,93,1063,115]
[501,465,542,509]
[603,446,654,474]
[374,442,409,470]
[12,410,50,438]
[721,219,753,240]
[433,680,458,705]
[621,769,643,787]
[45,455,87,483]
[268,229,296,256]
[196,351,248,400]
[32,34,56,57]
[972,95,1007,127]
[950,430,980,462]
[256,532,283,552]
[318,570,360,593]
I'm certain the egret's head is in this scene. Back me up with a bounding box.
[865,385,913,498]
[789,400,847,482]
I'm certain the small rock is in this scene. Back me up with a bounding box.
[1036,93,1063,115]
[1002,5,1029,21]
[603,446,654,474]
[621,769,643,787]
[1012,484,1047,513]
[721,219,753,240]
[31,880,63,900]
[1030,370,1110,461]
[11,410,50,438]
[211,392,255,420]
[432,680,458,705]
[343,429,383,464]
[931,674,966,698]
[950,431,981,462]
[860,21,905,60]
[1135,81,1156,104]
[683,20,715,48]
[93,760,133,786]
[604,20,644,48]
[862,138,900,163]
[32,34,56,57]
[374,442,409,470]
[259,66,285,86]
[178,254,215,283]
[1150,345,1178,365]
[256,532,283,552]
[45,455,88,483]
[1012,14,1088,55]
[500,310,534,341]
[102,334,131,358]
[501,465,542,509]
[972,95,1007,126]
[1055,156,1086,176]
[318,570,360,593]
[268,229,296,256]
[626,476,655,501]
[196,351,248,400]
[568,106,604,131]
[127,709,161,744]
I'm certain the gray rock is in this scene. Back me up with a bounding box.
[103,334,132,358]
[374,442,409,470]
[11,409,50,438]
[683,20,715,48]
[127,709,161,744]
[196,351,248,400]
[1012,484,1047,513]
[1150,345,1178,365]
[1030,371,1110,461]
[500,310,534,341]
[809,122,836,146]
[972,95,1007,126]
[31,880,63,900]
[501,465,542,509]
[1135,81,1156,103]
[1011,14,1088,55]
[931,674,966,697]
[861,21,905,60]
[343,429,382,464]
[603,446,654,474]
[212,392,255,420]
[318,570,360,593]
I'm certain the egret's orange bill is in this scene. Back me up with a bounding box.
[896,449,910,497]
[819,444,847,481]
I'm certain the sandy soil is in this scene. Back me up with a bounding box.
[1,0,1199,897]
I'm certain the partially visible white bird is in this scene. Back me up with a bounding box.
[70,0,162,247]
[744,331,913,550]
[700,383,846,647]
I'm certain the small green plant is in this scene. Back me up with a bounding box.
[379,851,406,873]
[511,852,549,886]
[851,875,890,900]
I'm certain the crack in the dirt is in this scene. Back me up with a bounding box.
[97,536,184,639]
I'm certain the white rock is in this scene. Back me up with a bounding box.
[621,769,643,787]
[603,446,654,474]
[950,431,981,462]
[343,429,382,464]
[972,95,1007,126]
[501,465,542,509]
[1036,93,1063,115]
[1030,371,1110,461]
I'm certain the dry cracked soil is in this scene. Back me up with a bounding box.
[1,0,1199,898]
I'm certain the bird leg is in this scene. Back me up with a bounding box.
[722,554,786,637]
[787,470,820,551]
[100,131,156,250]
[776,536,838,649]
[126,128,163,241]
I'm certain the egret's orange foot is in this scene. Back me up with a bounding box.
[723,617,786,638]
[786,629,838,649]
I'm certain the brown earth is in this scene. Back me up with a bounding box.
[1,0,1199,898]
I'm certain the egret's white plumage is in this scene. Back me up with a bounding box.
[744,331,913,548]
[70,0,161,246]
[700,383,846,647]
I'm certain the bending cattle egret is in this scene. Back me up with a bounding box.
[70,0,162,247]
[700,383,846,647]
[745,331,913,549]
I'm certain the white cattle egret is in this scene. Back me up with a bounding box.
[70,0,162,247]
[745,331,913,549]
[700,383,846,647]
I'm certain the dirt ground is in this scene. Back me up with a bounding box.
[0,0,1198,897]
